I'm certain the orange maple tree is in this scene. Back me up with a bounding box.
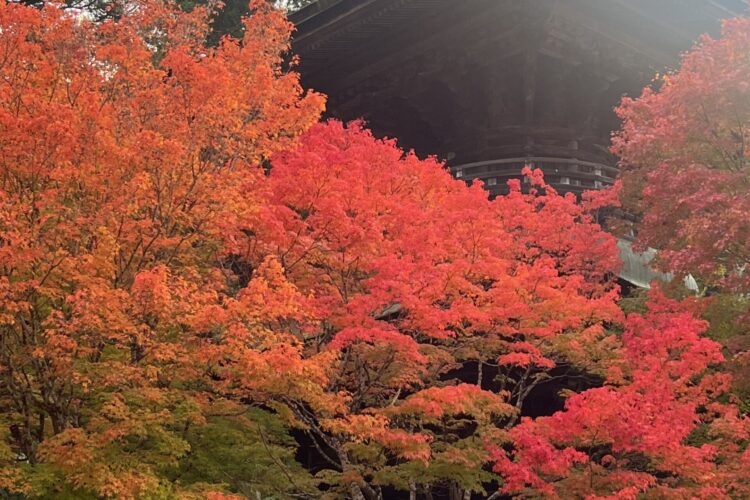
[0,0,322,496]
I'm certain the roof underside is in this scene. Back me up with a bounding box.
[292,0,743,69]
[289,1,742,172]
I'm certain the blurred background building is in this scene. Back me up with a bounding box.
[290,0,742,196]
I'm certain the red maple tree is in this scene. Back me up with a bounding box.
[492,290,750,498]
[613,17,750,294]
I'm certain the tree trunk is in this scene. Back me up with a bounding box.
[349,484,367,500]
[448,483,461,500]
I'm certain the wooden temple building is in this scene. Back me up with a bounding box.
[290,0,742,196]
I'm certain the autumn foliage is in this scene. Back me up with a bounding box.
[493,291,750,498]
[0,0,323,496]
[613,18,750,495]
[0,1,748,499]
[613,17,750,294]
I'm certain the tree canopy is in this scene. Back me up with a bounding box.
[613,18,750,295]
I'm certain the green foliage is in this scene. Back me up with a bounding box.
[181,0,317,46]
[170,408,317,498]
[702,294,750,415]
[373,438,497,495]
[10,464,98,500]
[702,294,749,343]
[205,0,251,45]
[617,290,649,317]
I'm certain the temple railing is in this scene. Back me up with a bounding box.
[449,156,618,194]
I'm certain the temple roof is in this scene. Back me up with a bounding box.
[289,1,744,197]
[291,0,742,84]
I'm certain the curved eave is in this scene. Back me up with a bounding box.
[617,239,672,289]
